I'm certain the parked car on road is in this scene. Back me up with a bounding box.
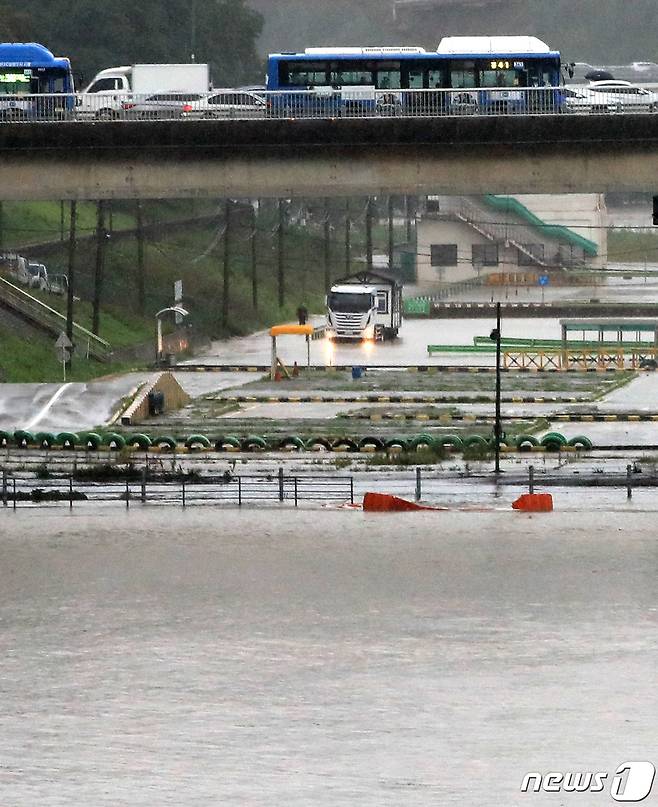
[121,92,205,119]
[182,90,266,119]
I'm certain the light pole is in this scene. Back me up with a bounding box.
[489,302,502,474]
[155,306,189,366]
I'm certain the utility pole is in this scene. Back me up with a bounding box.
[388,195,395,272]
[251,200,258,310]
[344,199,351,275]
[92,200,107,335]
[66,200,77,372]
[277,199,286,308]
[222,199,231,329]
[405,194,413,243]
[136,201,146,317]
[365,197,374,273]
[490,302,503,475]
[323,197,331,291]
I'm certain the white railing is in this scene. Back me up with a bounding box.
[0,86,656,123]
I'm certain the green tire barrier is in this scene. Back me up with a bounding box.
[463,434,489,448]
[185,434,211,450]
[127,433,152,450]
[568,435,594,450]
[306,437,332,451]
[80,432,103,450]
[215,436,241,452]
[332,438,359,452]
[541,432,568,451]
[409,433,436,451]
[436,434,464,450]
[153,436,177,451]
[103,432,127,450]
[242,435,268,452]
[359,436,385,452]
[515,434,540,451]
[278,435,306,451]
[35,432,56,449]
[56,432,79,450]
[0,430,12,448]
[14,430,34,448]
[385,436,409,452]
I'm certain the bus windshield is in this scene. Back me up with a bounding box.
[328,292,373,313]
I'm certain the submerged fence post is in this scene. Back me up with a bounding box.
[125,478,130,509]
[12,477,16,510]
[294,477,298,508]
[141,467,147,504]
[2,470,6,507]
[182,477,186,508]
[415,467,422,502]
[529,465,535,494]
[69,475,73,509]
[350,477,354,505]
[238,475,242,507]
[627,464,633,499]
[278,466,284,502]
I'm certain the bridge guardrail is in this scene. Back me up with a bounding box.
[0,87,657,123]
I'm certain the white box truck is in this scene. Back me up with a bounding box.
[326,271,403,341]
[77,63,210,119]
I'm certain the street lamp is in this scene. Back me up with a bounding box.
[489,302,502,474]
[155,306,189,365]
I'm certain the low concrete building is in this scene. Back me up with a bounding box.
[415,193,607,289]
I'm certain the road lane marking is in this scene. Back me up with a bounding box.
[24,383,73,431]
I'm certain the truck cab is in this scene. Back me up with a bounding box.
[326,271,403,341]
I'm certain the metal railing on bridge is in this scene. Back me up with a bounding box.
[1,86,657,124]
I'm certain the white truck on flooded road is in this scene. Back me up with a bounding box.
[325,271,403,341]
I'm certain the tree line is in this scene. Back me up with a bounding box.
[0,0,264,88]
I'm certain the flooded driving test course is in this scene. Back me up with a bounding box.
[3,11,658,804]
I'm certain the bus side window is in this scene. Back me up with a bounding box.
[428,69,445,89]
[450,60,476,89]
[375,63,401,90]
[407,69,423,89]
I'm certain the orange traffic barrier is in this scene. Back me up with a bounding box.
[512,493,554,512]
[363,492,444,512]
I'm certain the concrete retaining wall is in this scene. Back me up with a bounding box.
[119,371,191,426]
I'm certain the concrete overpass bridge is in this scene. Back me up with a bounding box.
[1,115,658,200]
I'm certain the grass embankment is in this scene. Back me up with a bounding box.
[607,230,658,263]
[0,200,376,382]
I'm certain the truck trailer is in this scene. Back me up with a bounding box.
[77,63,210,118]
[325,271,403,341]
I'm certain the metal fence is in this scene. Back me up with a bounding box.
[1,87,657,123]
[1,469,354,508]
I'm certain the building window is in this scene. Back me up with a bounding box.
[518,243,545,266]
[472,243,499,267]
[431,244,457,266]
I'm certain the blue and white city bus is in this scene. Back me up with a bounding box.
[0,42,75,120]
[266,36,562,116]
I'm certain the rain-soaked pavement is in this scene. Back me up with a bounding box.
[0,506,656,806]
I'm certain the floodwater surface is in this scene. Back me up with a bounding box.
[0,508,656,806]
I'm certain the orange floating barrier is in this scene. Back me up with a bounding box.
[512,493,554,512]
[363,492,443,512]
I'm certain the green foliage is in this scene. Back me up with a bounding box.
[2,0,264,87]
[608,230,658,263]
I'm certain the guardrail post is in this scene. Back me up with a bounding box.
[350,477,354,505]
[125,478,130,508]
[278,466,284,502]
[2,470,6,507]
[12,477,16,510]
[69,475,73,509]
[627,464,633,499]
[415,467,422,502]
[182,477,186,508]
[529,465,535,494]
[238,475,242,507]
[294,477,298,508]
[141,467,147,504]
